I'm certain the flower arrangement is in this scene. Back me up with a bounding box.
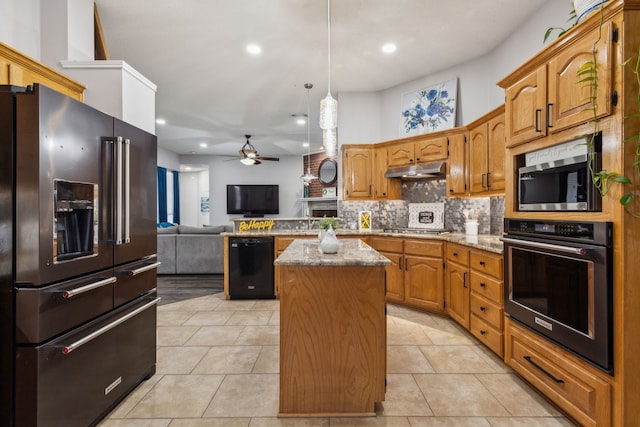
[402,84,455,133]
[317,216,339,231]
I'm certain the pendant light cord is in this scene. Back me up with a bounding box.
[326,0,331,96]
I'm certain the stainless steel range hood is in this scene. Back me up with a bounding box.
[384,161,446,179]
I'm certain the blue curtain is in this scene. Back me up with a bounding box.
[157,166,167,223]
[172,170,180,224]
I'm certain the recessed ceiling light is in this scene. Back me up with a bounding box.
[382,43,397,54]
[156,118,166,125]
[199,143,207,148]
[246,44,262,55]
[184,166,192,171]
[297,117,306,125]
[303,142,310,148]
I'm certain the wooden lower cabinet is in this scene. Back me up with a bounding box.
[279,264,386,416]
[505,318,611,427]
[468,248,504,357]
[274,236,314,297]
[369,237,444,313]
[445,243,470,328]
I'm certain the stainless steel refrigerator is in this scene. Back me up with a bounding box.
[0,84,160,426]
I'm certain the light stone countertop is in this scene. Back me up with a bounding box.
[224,230,504,254]
[273,238,392,267]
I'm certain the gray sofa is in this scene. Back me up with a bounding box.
[157,224,234,275]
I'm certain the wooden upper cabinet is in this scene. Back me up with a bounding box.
[446,131,468,196]
[502,19,615,148]
[387,142,415,167]
[386,133,448,167]
[504,66,547,147]
[487,113,506,192]
[415,135,448,163]
[467,106,505,195]
[373,147,398,199]
[342,146,373,199]
[547,20,614,133]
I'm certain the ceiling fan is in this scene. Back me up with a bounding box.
[238,135,280,165]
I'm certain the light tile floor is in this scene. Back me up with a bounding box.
[99,293,576,426]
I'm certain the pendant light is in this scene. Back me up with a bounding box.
[319,0,337,156]
[300,83,318,183]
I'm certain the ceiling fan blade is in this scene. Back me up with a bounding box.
[256,156,279,161]
[253,159,262,165]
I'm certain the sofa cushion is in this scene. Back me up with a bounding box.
[157,225,179,234]
[202,224,227,233]
[178,225,221,234]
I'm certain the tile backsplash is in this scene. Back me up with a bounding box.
[338,179,504,235]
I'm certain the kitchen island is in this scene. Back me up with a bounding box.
[274,238,391,417]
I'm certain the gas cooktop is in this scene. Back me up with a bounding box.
[383,228,451,235]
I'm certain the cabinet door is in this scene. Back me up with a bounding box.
[415,136,448,163]
[404,255,444,313]
[547,21,613,133]
[446,132,467,196]
[373,147,390,199]
[469,123,489,194]
[387,142,415,167]
[487,113,506,191]
[505,66,547,147]
[446,260,470,329]
[380,251,404,303]
[342,147,372,199]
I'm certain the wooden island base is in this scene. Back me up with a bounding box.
[276,239,389,417]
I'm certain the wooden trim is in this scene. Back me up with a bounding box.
[94,2,110,60]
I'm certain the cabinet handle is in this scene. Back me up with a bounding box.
[479,261,486,266]
[535,109,542,132]
[481,173,487,188]
[405,259,409,271]
[480,282,486,288]
[453,252,458,257]
[546,103,553,128]
[416,157,420,162]
[523,356,565,384]
[409,158,414,163]
[487,172,492,188]
[449,188,454,193]
[463,272,467,288]
[480,306,486,311]
[480,329,487,335]
[398,258,402,270]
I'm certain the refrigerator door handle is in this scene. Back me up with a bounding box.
[116,136,124,245]
[60,297,160,355]
[124,138,131,244]
[125,261,161,277]
[61,277,117,299]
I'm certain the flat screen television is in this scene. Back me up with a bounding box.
[226,184,279,217]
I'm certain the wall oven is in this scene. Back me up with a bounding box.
[501,218,613,373]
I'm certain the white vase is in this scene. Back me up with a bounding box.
[319,224,339,254]
[318,229,327,242]
[572,0,608,23]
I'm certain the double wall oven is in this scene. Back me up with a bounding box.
[501,218,613,373]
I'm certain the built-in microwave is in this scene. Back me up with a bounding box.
[518,135,601,211]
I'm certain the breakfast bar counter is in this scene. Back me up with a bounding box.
[275,238,390,417]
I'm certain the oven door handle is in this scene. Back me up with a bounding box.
[499,237,586,256]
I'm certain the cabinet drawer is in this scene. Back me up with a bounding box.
[469,271,503,305]
[505,319,611,427]
[470,314,503,357]
[469,250,503,279]
[369,236,403,253]
[404,239,443,257]
[470,292,503,331]
[446,243,469,265]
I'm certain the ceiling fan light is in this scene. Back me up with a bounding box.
[240,157,256,165]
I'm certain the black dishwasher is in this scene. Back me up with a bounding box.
[228,236,275,299]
